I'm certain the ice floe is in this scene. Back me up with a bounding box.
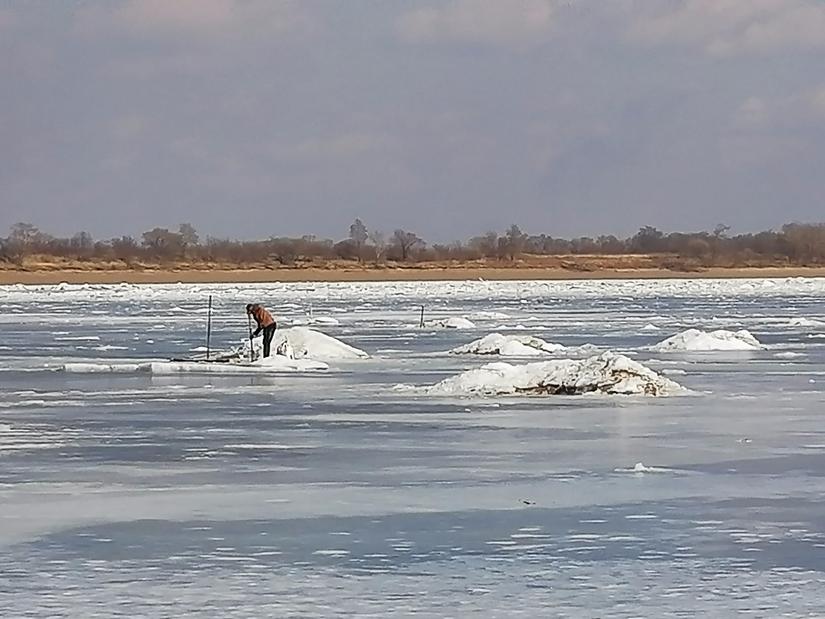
[425,317,476,329]
[427,352,685,396]
[650,328,764,352]
[291,316,341,327]
[469,311,511,321]
[615,462,674,474]
[787,317,824,327]
[450,333,565,357]
[59,357,328,374]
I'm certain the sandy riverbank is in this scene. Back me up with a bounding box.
[2,266,825,285]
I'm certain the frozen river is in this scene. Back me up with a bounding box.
[2,278,825,617]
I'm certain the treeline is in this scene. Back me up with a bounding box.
[1,220,825,268]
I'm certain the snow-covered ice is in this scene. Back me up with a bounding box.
[651,328,764,352]
[450,333,565,356]
[243,327,368,361]
[428,352,685,396]
[425,316,476,329]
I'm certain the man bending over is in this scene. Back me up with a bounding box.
[246,303,277,358]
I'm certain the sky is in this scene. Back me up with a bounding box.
[3,0,825,242]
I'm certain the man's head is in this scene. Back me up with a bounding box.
[246,303,255,314]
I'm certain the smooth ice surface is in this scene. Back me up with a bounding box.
[2,278,825,617]
[651,328,764,351]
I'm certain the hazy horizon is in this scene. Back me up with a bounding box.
[4,1,825,242]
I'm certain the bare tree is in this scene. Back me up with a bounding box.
[368,230,387,264]
[142,227,184,258]
[349,219,368,262]
[499,224,527,260]
[392,229,423,262]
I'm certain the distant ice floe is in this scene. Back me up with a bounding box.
[787,317,824,328]
[615,462,673,474]
[291,316,341,327]
[450,333,565,357]
[427,352,685,396]
[243,327,368,361]
[641,324,661,332]
[426,317,476,329]
[469,311,511,321]
[650,328,764,352]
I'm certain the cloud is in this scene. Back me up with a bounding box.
[733,97,770,128]
[286,133,393,163]
[629,0,825,56]
[77,0,308,39]
[732,86,825,130]
[723,86,825,167]
[0,8,15,32]
[398,0,557,46]
[811,86,825,118]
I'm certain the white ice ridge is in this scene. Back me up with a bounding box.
[243,327,368,360]
[650,328,764,352]
[427,352,686,396]
[425,317,476,329]
[59,357,328,374]
[450,333,566,357]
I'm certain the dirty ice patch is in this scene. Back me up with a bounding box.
[242,327,368,361]
[426,352,685,397]
[450,333,565,357]
[650,329,764,352]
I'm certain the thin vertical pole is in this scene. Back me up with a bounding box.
[419,305,425,328]
[247,313,254,362]
[205,295,212,360]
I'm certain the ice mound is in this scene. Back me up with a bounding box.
[427,352,685,396]
[426,317,476,329]
[650,328,764,352]
[450,333,565,357]
[243,327,368,361]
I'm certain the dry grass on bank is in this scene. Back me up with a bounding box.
[2,254,824,284]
